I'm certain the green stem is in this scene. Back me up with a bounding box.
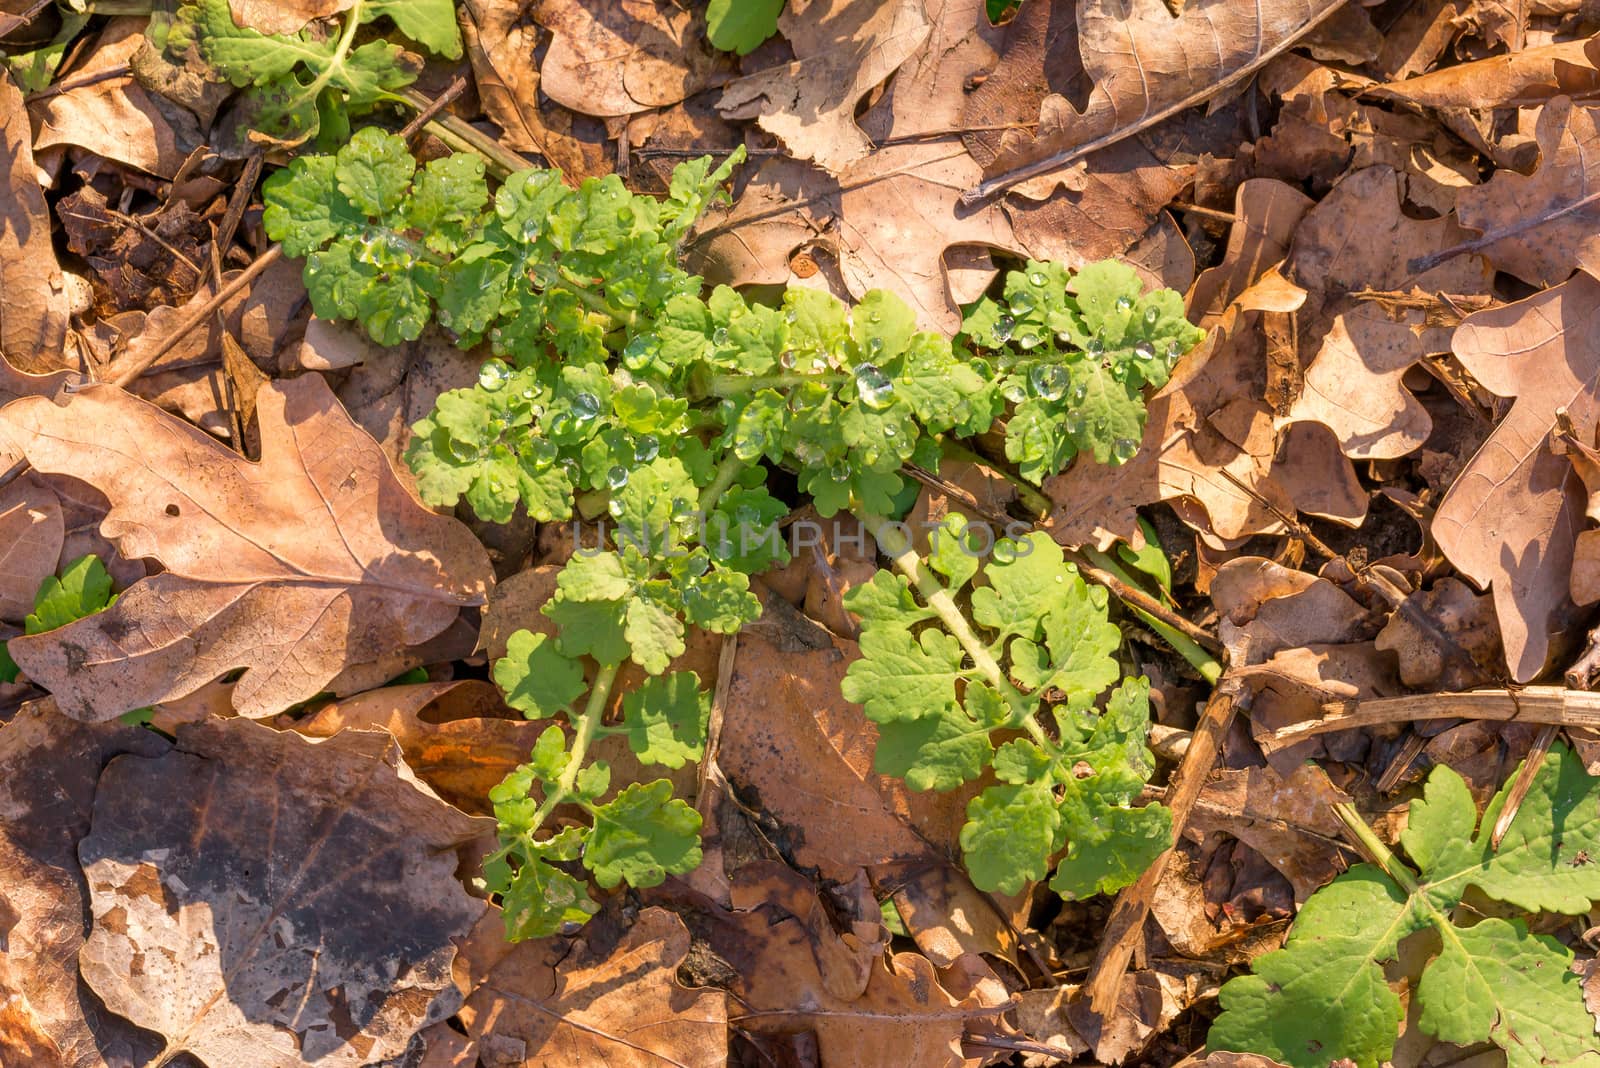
[1332,801,1422,895]
[706,371,846,395]
[859,512,1049,747]
[699,452,746,512]
[554,266,630,326]
[938,438,1053,518]
[1081,547,1221,683]
[302,0,365,101]
[509,662,622,851]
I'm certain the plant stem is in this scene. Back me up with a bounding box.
[524,662,621,833]
[1332,801,1422,895]
[706,371,846,395]
[395,87,530,179]
[699,452,745,512]
[858,513,1048,746]
[1081,547,1221,683]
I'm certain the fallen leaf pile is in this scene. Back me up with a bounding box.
[9,0,1600,1065]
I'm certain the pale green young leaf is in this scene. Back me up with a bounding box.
[28,555,114,634]
[960,782,1061,895]
[494,630,587,721]
[706,0,784,54]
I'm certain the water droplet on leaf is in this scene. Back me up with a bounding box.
[712,326,729,345]
[572,392,600,420]
[1134,341,1156,361]
[606,465,629,490]
[1028,271,1047,287]
[992,315,1015,344]
[854,363,894,409]
[1112,437,1139,462]
[1029,364,1069,401]
[1115,295,1134,311]
[478,360,511,391]
[1144,305,1161,326]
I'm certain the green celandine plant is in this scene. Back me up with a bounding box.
[262,127,1204,938]
[162,0,462,146]
[842,517,1170,900]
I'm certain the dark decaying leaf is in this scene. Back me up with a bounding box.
[77,718,489,1068]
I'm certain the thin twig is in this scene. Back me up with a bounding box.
[101,246,284,388]
[1490,721,1557,850]
[400,75,468,141]
[1264,687,1600,752]
[0,0,52,35]
[694,632,738,813]
[24,62,132,103]
[1081,675,1247,1017]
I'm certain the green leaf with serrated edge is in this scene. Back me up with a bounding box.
[844,570,935,628]
[28,555,114,634]
[365,0,463,58]
[970,533,1068,644]
[681,567,760,633]
[1050,802,1169,900]
[927,514,981,592]
[619,672,708,768]
[960,782,1060,895]
[543,596,631,667]
[851,289,918,362]
[706,0,783,54]
[261,157,362,257]
[623,593,685,675]
[335,126,415,216]
[841,625,966,724]
[487,825,599,940]
[1209,745,1600,1068]
[584,780,703,889]
[494,630,586,721]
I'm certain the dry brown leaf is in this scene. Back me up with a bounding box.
[1434,271,1600,681]
[31,19,187,178]
[718,0,931,172]
[77,718,487,1067]
[1190,763,1350,903]
[1443,96,1600,287]
[1,374,494,720]
[1373,35,1600,109]
[227,0,349,35]
[697,864,1007,1067]
[1281,166,1491,461]
[0,703,169,1068]
[537,0,726,119]
[453,907,727,1067]
[1374,577,1502,690]
[1,71,69,372]
[970,0,1347,198]
[0,473,61,622]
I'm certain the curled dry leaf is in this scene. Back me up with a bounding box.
[78,718,488,1068]
[0,71,69,371]
[31,19,188,178]
[537,0,726,118]
[970,0,1348,197]
[451,907,727,1068]
[1190,762,1351,903]
[718,0,931,172]
[1434,271,1600,681]
[1,374,494,720]
[0,703,170,1068]
[1372,35,1600,110]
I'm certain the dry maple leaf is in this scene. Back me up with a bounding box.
[0,703,169,1068]
[1,71,69,370]
[0,373,494,720]
[452,907,727,1067]
[718,0,932,172]
[77,718,487,1068]
[1434,271,1600,682]
[963,0,1349,200]
[1423,95,1600,286]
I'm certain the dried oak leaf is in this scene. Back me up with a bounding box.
[0,473,62,622]
[0,703,170,1068]
[0,374,494,720]
[451,907,727,1067]
[969,0,1348,197]
[1280,166,1491,461]
[78,718,488,1068]
[1443,96,1600,287]
[718,0,931,172]
[694,863,1008,1067]
[697,0,1018,331]
[1434,271,1600,681]
[1372,36,1600,110]
[1,71,69,371]
[537,0,727,119]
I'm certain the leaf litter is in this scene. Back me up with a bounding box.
[9,1,1600,1066]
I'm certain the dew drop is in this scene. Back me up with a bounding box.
[1010,290,1035,313]
[712,326,730,345]
[527,440,559,468]
[1028,270,1047,287]
[1112,437,1139,463]
[992,315,1015,344]
[608,498,624,517]
[520,387,536,400]
[1029,364,1069,401]
[854,363,895,409]
[1134,341,1156,362]
[1018,332,1042,351]
[1002,380,1027,404]
[634,434,660,462]
[779,349,797,369]
[572,392,600,420]
[1115,295,1134,312]
[1086,337,1105,358]
[1064,411,1086,436]
[1070,382,1088,404]
[828,459,851,482]
[883,424,897,438]
[1166,339,1185,360]
[867,337,885,356]
[607,465,629,490]
[1144,305,1161,326]
[478,359,511,391]
[686,554,709,577]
